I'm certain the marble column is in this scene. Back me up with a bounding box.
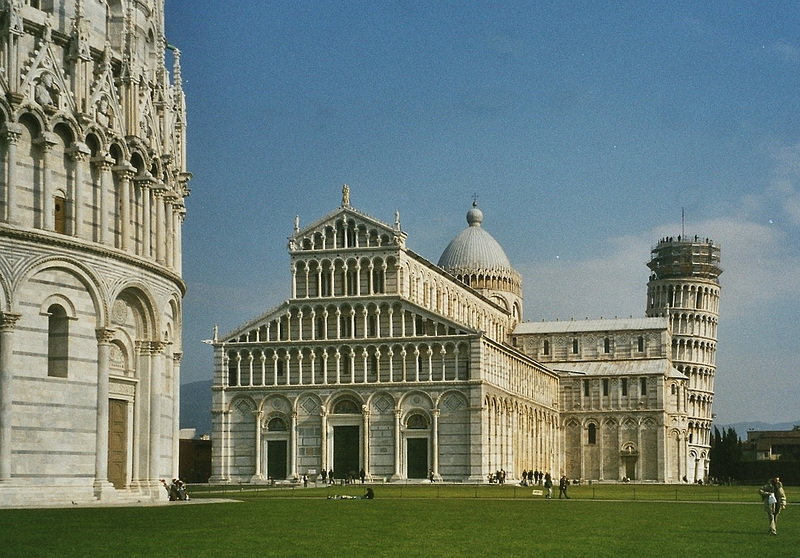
[91,154,114,244]
[148,342,165,485]
[0,313,21,482]
[251,410,264,482]
[209,410,230,483]
[67,142,90,238]
[391,409,402,481]
[432,408,441,481]
[153,185,166,265]
[113,164,135,251]
[361,406,370,479]
[131,342,146,490]
[2,124,22,224]
[289,411,298,477]
[320,408,328,471]
[172,352,182,477]
[94,328,116,498]
[136,177,153,258]
[164,195,175,268]
[37,132,58,231]
[174,205,185,274]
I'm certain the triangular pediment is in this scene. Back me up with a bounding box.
[21,39,77,113]
[88,51,125,137]
[222,301,291,343]
[221,296,477,345]
[137,78,162,153]
[392,298,477,336]
[289,203,407,252]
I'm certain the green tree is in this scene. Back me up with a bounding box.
[709,426,741,482]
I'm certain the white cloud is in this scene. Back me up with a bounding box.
[770,141,800,226]
[519,234,648,322]
[521,215,800,324]
[768,39,800,63]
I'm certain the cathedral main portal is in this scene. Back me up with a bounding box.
[407,438,428,479]
[333,426,359,479]
[268,440,288,479]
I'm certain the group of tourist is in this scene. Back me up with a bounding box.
[488,469,507,484]
[519,469,551,487]
[161,478,188,501]
[327,487,374,500]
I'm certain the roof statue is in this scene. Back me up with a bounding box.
[342,183,350,207]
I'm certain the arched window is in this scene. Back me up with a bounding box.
[637,336,644,352]
[543,340,550,356]
[333,399,360,414]
[407,413,428,429]
[340,314,352,338]
[572,338,579,354]
[603,337,610,353]
[47,304,69,377]
[587,423,597,445]
[227,351,238,386]
[321,271,332,296]
[373,267,385,293]
[54,195,66,234]
[267,417,287,431]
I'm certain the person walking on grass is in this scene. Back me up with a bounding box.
[544,472,553,499]
[759,477,787,535]
[559,475,570,499]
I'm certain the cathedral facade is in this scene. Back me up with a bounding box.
[211,191,720,484]
[0,1,189,506]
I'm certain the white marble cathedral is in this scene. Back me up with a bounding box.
[211,190,721,484]
[0,0,189,506]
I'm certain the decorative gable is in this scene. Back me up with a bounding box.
[87,46,125,136]
[289,200,406,252]
[21,23,77,114]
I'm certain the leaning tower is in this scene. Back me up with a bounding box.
[646,236,721,483]
[0,1,188,506]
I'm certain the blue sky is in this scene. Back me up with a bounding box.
[165,1,800,425]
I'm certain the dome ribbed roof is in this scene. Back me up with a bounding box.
[437,203,514,275]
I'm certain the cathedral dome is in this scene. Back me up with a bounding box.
[438,202,514,276]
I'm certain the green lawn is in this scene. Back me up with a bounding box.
[1,484,797,557]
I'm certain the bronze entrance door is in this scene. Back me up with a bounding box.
[333,425,359,480]
[267,440,287,479]
[107,399,128,488]
[624,456,637,480]
[407,438,428,479]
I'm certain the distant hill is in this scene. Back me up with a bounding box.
[714,421,800,441]
[180,379,212,437]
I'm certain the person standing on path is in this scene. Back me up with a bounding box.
[759,477,787,535]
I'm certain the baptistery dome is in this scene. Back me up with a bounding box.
[438,203,522,319]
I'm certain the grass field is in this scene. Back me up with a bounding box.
[1,484,797,557]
